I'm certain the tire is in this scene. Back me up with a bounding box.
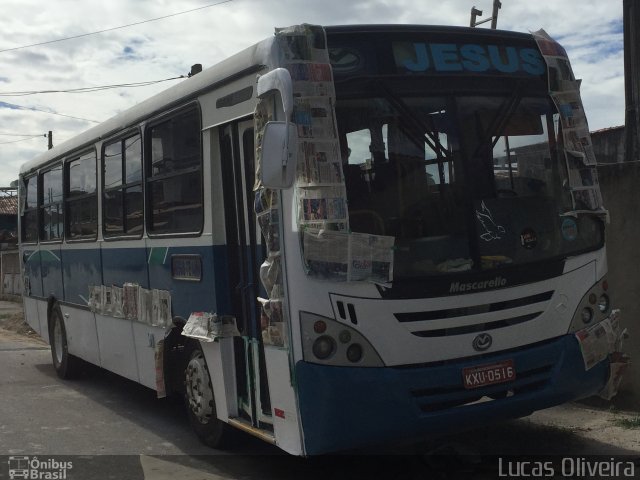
[184,342,235,449]
[49,304,82,379]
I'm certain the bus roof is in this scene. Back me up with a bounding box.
[324,24,536,42]
[20,35,276,176]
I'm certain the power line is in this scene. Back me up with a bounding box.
[0,76,185,97]
[0,0,236,54]
[0,135,46,145]
[26,106,101,123]
[0,101,100,123]
[0,132,46,137]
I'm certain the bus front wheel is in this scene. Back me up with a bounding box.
[49,304,82,379]
[184,343,234,449]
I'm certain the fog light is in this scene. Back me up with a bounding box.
[312,335,336,359]
[598,294,610,314]
[346,343,363,363]
[581,307,594,324]
[338,330,351,344]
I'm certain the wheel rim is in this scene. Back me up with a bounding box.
[53,314,63,366]
[185,350,214,424]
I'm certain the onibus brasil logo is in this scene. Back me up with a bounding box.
[8,456,72,480]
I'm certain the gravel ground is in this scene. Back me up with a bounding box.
[0,300,41,339]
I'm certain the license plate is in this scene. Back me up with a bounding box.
[463,359,515,389]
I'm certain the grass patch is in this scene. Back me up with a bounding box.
[613,416,640,429]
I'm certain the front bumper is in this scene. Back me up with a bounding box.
[295,334,609,455]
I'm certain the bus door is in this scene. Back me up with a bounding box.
[219,119,272,429]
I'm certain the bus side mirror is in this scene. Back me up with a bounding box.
[261,121,298,189]
[257,68,298,189]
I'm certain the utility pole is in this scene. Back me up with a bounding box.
[624,0,640,162]
[48,131,53,150]
[490,0,502,29]
[470,0,502,29]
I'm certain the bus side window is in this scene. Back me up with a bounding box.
[103,134,143,237]
[21,175,39,243]
[66,151,98,240]
[146,107,203,235]
[40,165,64,241]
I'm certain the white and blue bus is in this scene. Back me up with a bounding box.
[19,24,624,455]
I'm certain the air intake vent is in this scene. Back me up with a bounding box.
[411,312,542,337]
[395,290,553,338]
[395,291,553,323]
[336,300,358,325]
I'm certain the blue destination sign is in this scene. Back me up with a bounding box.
[393,42,546,76]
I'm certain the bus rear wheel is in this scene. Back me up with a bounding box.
[184,343,235,449]
[49,304,82,379]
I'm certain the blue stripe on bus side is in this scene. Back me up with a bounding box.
[23,249,43,298]
[41,246,63,300]
[62,247,102,306]
[101,247,149,289]
[145,245,232,318]
[23,244,235,321]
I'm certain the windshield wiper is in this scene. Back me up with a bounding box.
[471,81,524,159]
[374,81,449,159]
[561,208,610,223]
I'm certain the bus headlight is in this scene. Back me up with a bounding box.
[312,335,336,359]
[346,344,363,363]
[300,312,384,367]
[568,276,614,333]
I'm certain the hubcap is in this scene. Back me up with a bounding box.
[185,351,214,424]
[53,316,63,365]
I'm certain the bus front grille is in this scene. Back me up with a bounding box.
[395,290,554,337]
[410,312,542,337]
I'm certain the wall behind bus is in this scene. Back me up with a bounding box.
[597,159,640,405]
[592,126,626,164]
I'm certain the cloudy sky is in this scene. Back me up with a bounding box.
[0,0,625,188]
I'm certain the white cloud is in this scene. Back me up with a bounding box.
[0,0,625,187]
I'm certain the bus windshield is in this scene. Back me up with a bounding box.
[337,85,604,279]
